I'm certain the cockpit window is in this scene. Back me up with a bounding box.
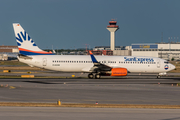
[164,61,169,64]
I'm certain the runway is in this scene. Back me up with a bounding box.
[0,77,180,105]
[0,107,180,120]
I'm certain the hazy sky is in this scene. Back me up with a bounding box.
[0,0,180,49]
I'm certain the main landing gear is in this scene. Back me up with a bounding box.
[88,73,94,79]
[157,73,166,79]
[88,73,101,79]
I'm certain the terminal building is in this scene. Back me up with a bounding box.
[93,46,131,56]
[94,42,180,61]
[0,46,18,53]
[0,46,19,60]
[132,42,180,60]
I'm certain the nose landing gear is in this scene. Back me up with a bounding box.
[157,75,161,79]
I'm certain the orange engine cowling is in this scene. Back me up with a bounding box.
[111,68,127,76]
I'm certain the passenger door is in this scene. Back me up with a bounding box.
[43,58,47,66]
[157,59,160,68]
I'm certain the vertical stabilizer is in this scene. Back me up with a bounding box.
[13,23,54,55]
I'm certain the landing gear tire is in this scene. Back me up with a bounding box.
[88,73,94,79]
[157,75,161,79]
[95,74,101,79]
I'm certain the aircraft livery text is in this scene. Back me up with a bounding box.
[124,57,154,62]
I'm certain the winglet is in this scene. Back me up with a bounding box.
[89,51,98,63]
[89,51,93,55]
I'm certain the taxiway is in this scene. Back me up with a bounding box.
[0,77,180,105]
[0,107,180,120]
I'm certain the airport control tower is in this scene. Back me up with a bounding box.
[106,20,119,50]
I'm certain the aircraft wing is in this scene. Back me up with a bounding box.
[89,51,112,72]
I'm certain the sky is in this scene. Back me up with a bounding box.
[0,0,180,49]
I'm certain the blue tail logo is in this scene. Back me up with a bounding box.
[16,31,37,46]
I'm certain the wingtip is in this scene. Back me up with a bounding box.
[89,51,93,55]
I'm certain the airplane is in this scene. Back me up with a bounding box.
[12,23,176,79]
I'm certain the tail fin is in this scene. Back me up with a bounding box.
[13,23,54,56]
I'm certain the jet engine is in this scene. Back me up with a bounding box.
[110,68,127,76]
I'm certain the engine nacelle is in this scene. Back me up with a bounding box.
[110,68,127,76]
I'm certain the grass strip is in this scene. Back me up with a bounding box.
[0,102,180,109]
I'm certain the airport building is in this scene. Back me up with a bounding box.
[0,54,8,61]
[94,42,180,60]
[0,46,18,53]
[93,46,131,56]
[0,46,19,60]
[132,42,180,60]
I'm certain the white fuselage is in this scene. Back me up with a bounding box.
[18,55,175,73]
